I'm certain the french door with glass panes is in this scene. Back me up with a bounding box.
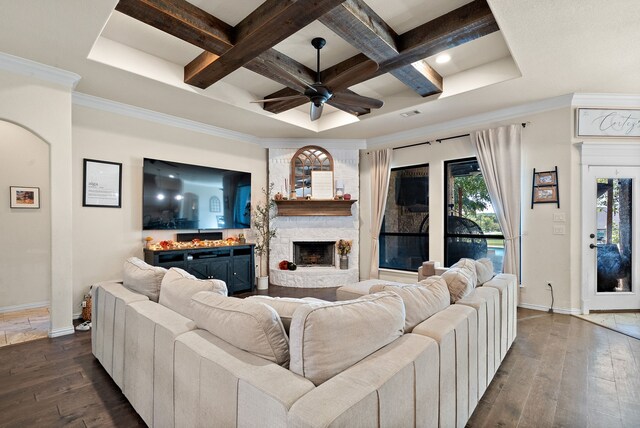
[583,165,639,311]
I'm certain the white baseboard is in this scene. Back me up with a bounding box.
[48,326,75,338]
[518,302,582,315]
[0,301,49,314]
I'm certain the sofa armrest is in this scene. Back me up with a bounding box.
[175,330,315,428]
[288,334,439,428]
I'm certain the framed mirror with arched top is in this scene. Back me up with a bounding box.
[291,145,333,198]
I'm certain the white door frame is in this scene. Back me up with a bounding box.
[580,142,640,313]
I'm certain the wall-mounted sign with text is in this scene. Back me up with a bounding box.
[577,108,640,137]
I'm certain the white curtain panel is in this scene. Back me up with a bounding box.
[369,148,392,278]
[471,124,522,280]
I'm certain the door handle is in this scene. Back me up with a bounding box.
[589,233,595,239]
[589,243,596,249]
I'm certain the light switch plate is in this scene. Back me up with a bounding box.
[553,224,566,235]
[553,212,566,222]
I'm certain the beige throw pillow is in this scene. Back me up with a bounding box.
[159,268,227,318]
[370,280,450,332]
[475,258,494,285]
[441,258,477,303]
[123,257,167,302]
[190,292,290,366]
[289,291,405,385]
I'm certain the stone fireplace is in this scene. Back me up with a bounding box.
[294,241,335,267]
[268,147,359,288]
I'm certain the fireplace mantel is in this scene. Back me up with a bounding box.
[274,199,357,216]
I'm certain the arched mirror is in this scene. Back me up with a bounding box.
[291,146,333,198]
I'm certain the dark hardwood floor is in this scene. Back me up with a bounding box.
[1,287,638,428]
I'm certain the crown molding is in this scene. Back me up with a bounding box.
[571,93,640,108]
[73,92,261,145]
[367,94,574,148]
[0,51,81,89]
[260,138,367,150]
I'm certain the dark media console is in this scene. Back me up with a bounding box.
[144,244,255,295]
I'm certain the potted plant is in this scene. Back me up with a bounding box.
[337,239,352,270]
[253,183,277,290]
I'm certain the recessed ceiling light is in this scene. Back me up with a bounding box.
[435,53,451,64]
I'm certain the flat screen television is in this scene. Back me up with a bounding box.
[143,158,251,230]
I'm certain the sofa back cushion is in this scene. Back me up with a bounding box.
[245,296,323,334]
[441,258,477,303]
[289,291,405,385]
[159,268,227,318]
[475,258,494,285]
[370,278,450,332]
[123,257,167,302]
[190,292,289,366]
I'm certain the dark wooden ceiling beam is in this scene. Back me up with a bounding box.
[115,0,233,54]
[184,0,348,89]
[264,0,497,114]
[117,0,367,116]
[386,0,499,72]
[319,0,442,96]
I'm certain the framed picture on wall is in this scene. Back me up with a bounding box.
[83,159,122,208]
[10,186,40,209]
[531,166,560,208]
[533,186,557,203]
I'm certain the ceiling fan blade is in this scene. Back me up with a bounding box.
[331,91,384,109]
[310,103,323,121]
[328,101,370,116]
[251,95,306,103]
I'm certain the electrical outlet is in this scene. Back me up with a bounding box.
[81,301,87,308]
[553,224,565,235]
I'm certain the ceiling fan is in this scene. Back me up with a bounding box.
[252,37,384,121]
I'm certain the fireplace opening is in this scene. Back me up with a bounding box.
[293,241,335,267]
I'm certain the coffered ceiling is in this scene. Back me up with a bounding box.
[0,0,638,143]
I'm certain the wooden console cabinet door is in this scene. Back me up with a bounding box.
[230,254,253,293]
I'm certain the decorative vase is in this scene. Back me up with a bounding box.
[257,276,269,290]
[339,255,349,270]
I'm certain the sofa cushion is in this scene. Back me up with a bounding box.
[289,291,405,385]
[370,279,449,332]
[190,292,289,366]
[123,257,167,302]
[159,268,227,319]
[475,258,494,285]
[441,258,477,303]
[245,296,324,333]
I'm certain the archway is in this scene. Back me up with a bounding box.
[0,120,51,342]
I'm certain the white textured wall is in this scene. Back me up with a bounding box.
[72,105,267,311]
[269,148,359,286]
[0,121,50,310]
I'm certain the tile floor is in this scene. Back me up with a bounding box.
[574,311,640,340]
[0,306,50,347]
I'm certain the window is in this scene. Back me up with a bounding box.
[379,164,429,271]
[445,158,504,272]
[209,196,221,213]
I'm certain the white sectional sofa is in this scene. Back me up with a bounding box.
[92,257,517,427]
